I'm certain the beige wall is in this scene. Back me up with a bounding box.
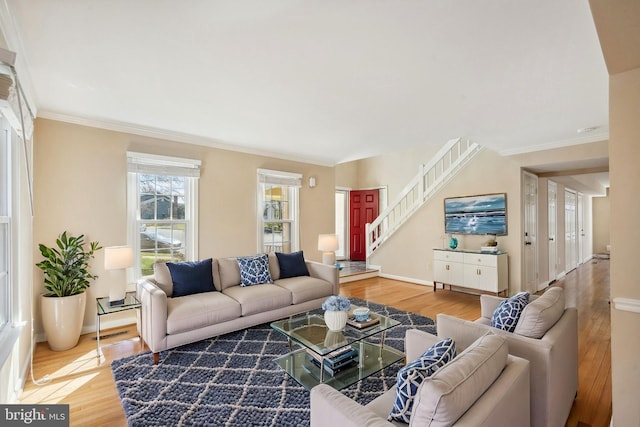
[609,66,640,425]
[339,146,524,293]
[589,0,640,422]
[338,141,605,295]
[32,119,334,335]
[592,189,610,254]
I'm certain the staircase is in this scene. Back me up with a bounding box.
[365,138,482,258]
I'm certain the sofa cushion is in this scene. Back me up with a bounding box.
[167,259,216,297]
[215,257,241,290]
[275,251,310,279]
[166,291,241,335]
[268,252,280,280]
[491,292,529,332]
[222,284,292,316]
[153,262,173,296]
[389,338,456,423]
[237,254,273,286]
[514,287,565,338]
[274,276,333,304]
[410,333,508,427]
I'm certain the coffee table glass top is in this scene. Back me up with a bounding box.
[270,306,404,390]
[270,306,401,356]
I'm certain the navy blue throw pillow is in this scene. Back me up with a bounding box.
[276,251,310,279]
[167,258,215,297]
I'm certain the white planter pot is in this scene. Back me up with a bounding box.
[324,310,348,331]
[40,292,87,351]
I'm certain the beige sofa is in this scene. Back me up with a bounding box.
[436,287,578,427]
[310,330,530,427]
[137,253,339,364]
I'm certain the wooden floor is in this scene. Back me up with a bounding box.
[21,258,611,426]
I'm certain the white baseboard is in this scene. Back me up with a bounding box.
[378,272,432,286]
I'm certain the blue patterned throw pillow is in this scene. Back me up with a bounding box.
[236,254,273,286]
[389,338,457,423]
[491,292,530,332]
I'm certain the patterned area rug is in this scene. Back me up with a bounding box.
[111,298,436,426]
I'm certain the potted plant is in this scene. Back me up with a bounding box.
[36,231,102,351]
[322,295,351,331]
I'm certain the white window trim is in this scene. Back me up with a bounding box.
[127,152,200,278]
[257,169,302,254]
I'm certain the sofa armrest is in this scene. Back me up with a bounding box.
[137,278,168,353]
[310,384,393,427]
[306,260,340,295]
[405,329,440,362]
[479,294,505,320]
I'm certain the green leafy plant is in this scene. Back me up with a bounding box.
[36,231,102,297]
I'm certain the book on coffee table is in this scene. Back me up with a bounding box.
[346,315,380,329]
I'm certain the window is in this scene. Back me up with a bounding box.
[257,169,301,254]
[127,152,200,276]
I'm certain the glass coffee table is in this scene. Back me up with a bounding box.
[270,306,403,390]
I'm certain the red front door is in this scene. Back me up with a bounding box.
[350,190,379,261]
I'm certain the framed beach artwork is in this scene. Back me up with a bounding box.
[444,193,507,236]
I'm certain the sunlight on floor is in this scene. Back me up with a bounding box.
[19,349,103,404]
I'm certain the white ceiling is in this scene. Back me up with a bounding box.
[4,0,609,169]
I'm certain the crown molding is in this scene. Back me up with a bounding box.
[37,110,336,167]
[498,131,610,157]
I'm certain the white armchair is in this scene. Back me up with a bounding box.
[310,330,530,427]
[436,287,578,427]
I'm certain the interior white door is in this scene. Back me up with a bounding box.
[565,189,577,272]
[523,171,538,294]
[548,181,558,284]
[577,192,584,264]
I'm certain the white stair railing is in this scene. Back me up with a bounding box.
[366,138,481,257]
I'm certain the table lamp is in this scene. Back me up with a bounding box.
[104,245,133,306]
[318,234,339,265]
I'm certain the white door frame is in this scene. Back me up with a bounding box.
[577,192,584,264]
[548,180,558,284]
[564,188,578,273]
[522,171,539,294]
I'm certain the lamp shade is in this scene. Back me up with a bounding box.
[104,246,133,270]
[318,234,339,252]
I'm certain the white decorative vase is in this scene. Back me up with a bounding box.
[324,310,348,331]
[40,292,87,351]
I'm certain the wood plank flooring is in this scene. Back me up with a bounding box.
[20,258,611,426]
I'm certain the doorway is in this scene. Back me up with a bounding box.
[335,189,349,260]
[349,189,379,261]
[565,189,578,273]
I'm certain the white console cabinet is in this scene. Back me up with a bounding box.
[433,249,508,295]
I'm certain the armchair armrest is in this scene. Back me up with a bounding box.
[405,329,440,362]
[310,384,393,427]
[137,278,168,353]
[306,260,340,295]
[479,294,505,320]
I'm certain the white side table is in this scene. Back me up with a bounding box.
[96,291,141,357]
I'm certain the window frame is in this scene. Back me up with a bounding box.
[0,120,11,338]
[257,169,302,254]
[127,152,200,278]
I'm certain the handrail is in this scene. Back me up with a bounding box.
[366,138,481,257]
